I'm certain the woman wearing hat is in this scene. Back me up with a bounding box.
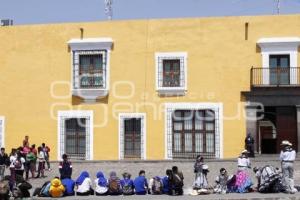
[233,150,253,193]
[280,140,297,194]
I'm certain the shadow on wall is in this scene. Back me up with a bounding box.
[72,95,109,105]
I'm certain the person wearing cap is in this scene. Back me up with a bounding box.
[280,140,297,194]
[245,133,255,157]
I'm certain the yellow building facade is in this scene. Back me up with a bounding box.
[1,14,300,160]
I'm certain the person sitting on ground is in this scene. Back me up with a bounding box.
[61,178,75,196]
[59,154,72,180]
[214,168,229,194]
[234,150,253,193]
[171,166,184,195]
[120,172,134,195]
[0,176,10,200]
[75,171,93,196]
[253,165,282,193]
[95,171,108,196]
[162,170,171,195]
[49,177,65,198]
[17,175,32,196]
[133,170,149,195]
[108,171,122,195]
[149,176,163,195]
[32,180,51,197]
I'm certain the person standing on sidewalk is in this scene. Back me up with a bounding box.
[35,147,46,178]
[41,143,51,171]
[245,133,255,158]
[0,148,9,181]
[280,140,297,194]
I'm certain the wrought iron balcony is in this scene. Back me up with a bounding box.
[251,67,300,87]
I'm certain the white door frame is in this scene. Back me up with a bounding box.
[119,113,146,160]
[57,110,93,160]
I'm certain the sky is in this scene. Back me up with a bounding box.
[0,0,300,25]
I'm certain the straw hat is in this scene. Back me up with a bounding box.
[241,149,248,154]
[280,140,292,146]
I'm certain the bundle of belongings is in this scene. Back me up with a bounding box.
[253,165,283,193]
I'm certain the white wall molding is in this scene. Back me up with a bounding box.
[118,113,146,160]
[155,52,188,95]
[57,110,93,160]
[257,37,300,85]
[164,102,223,159]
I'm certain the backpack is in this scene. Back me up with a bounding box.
[14,158,22,169]
[173,174,183,187]
[122,180,133,195]
[109,179,120,193]
[0,181,9,195]
[152,177,163,194]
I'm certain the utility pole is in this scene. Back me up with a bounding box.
[104,0,113,20]
[276,0,280,15]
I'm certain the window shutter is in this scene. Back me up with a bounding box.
[179,57,185,88]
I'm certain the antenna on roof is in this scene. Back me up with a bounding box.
[276,0,280,14]
[104,0,113,20]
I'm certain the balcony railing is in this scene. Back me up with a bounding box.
[251,67,300,87]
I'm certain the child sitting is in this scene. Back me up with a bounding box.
[49,177,65,198]
[95,171,108,196]
[108,171,122,195]
[214,168,229,194]
[61,178,75,196]
[75,171,93,196]
[120,172,134,195]
[149,176,163,195]
[133,170,149,195]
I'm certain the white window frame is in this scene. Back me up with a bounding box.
[164,103,223,159]
[257,37,300,85]
[118,113,146,160]
[155,52,187,96]
[68,38,113,101]
[57,110,93,160]
[0,116,5,148]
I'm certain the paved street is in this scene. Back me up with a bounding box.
[12,157,300,199]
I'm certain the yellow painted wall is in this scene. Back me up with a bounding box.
[1,14,300,160]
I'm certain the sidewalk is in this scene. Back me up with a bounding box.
[16,157,300,199]
[31,192,300,200]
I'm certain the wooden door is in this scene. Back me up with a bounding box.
[276,107,297,152]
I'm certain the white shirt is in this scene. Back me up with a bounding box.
[38,151,45,162]
[10,156,25,170]
[280,150,296,161]
[76,178,92,193]
[237,157,251,168]
[94,179,108,194]
[9,155,17,168]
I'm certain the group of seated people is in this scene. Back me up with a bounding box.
[33,166,184,197]
[191,153,295,195]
